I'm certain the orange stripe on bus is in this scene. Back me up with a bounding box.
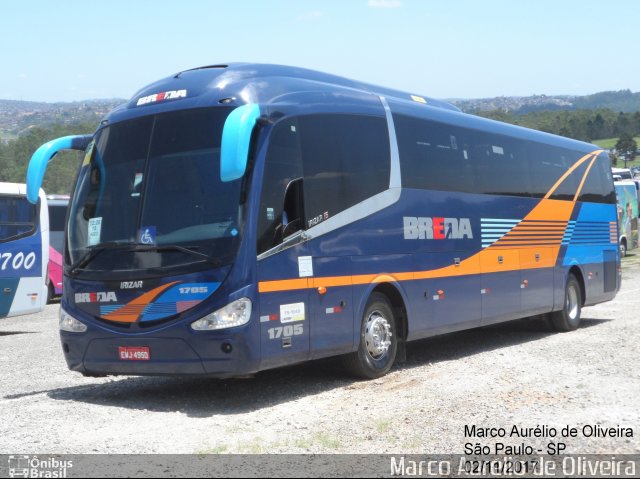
[258,166,592,294]
[573,155,598,202]
[102,281,180,323]
[543,150,602,200]
[258,278,311,293]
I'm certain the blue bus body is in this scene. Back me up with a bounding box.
[26,64,620,378]
[0,183,49,318]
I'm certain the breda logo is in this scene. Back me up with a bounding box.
[136,89,187,106]
[75,292,118,303]
[403,216,473,240]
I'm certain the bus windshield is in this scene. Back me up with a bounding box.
[67,107,242,275]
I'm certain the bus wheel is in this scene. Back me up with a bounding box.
[47,282,54,304]
[620,239,627,258]
[550,274,582,332]
[343,293,397,379]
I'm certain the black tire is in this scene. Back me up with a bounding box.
[343,293,397,379]
[620,239,627,258]
[47,282,54,304]
[550,274,582,332]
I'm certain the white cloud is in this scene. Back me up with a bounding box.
[368,0,402,8]
[296,11,325,21]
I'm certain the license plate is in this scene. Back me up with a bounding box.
[118,346,150,361]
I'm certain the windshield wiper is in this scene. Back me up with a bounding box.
[132,244,225,268]
[68,243,225,275]
[68,242,132,275]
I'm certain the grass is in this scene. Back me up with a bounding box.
[375,419,392,434]
[196,445,229,454]
[294,432,343,451]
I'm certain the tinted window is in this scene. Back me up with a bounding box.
[257,114,390,254]
[578,154,616,204]
[394,113,609,202]
[394,115,475,193]
[298,115,390,228]
[48,204,68,232]
[471,132,532,196]
[527,144,583,199]
[0,196,36,241]
[67,107,241,272]
[257,118,303,254]
[394,115,533,196]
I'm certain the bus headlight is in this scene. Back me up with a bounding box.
[191,298,252,331]
[59,307,88,333]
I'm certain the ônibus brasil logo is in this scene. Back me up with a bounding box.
[403,216,473,240]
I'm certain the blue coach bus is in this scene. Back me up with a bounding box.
[26,64,619,379]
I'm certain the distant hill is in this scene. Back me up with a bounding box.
[0,98,124,139]
[451,89,640,114]
[1,89,639,140]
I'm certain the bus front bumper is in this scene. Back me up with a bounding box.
[60,330,260,378]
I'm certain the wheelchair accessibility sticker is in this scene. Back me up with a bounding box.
[139,226,157,245]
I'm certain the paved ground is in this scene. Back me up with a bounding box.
[0,255,638,455]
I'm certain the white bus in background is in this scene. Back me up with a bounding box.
[612,167,633,180]
[0,182,49,318]
[615,180,639,257]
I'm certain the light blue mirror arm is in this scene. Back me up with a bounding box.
[220,104,261,182]
[26,135,92,204]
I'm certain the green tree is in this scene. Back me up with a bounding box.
[0,122,96,194]
[615,133,637,167]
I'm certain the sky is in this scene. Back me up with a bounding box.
[2,0,639,103]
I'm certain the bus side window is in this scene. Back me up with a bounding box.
[0,196,36,242]
[297,114,390,228]
[472,134,531,197]
[578,154,616,204]
[393,115,475,194]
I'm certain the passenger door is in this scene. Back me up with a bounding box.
[257,244,311,370]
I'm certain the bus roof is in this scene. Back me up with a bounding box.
[100,63,600,156]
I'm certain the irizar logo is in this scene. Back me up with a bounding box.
[403,216,474,240]
[75,292,118,303]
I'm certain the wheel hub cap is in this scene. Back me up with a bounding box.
[365,311,392,359]
[567,285,579,320]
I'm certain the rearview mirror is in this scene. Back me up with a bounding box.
[220,104,260,182]
[26,134,93,204]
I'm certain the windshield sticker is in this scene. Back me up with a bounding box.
[82,141,95,167]
[136,89,187,106]
[88,217,102,246]
[131,173,143,197]
[266,208,275,221]
[139,226,156,245]
[280,302,305,323]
